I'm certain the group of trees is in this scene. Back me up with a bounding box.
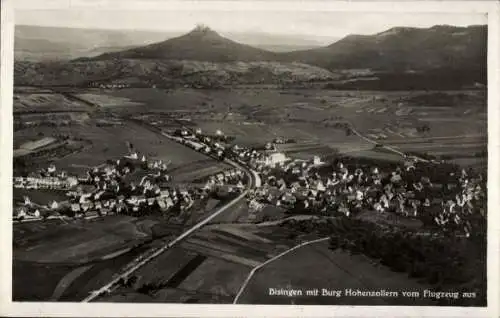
[330,218,485,306]
[280,216,486,306]
[323,69,486,91]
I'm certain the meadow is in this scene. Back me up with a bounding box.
[12,215,174,301]
[13,92,92,113]
[14,117,215,176]
[85,87,486,167]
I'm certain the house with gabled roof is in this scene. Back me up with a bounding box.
[71,203,81,212]
[116,202,127,213]
[81,202,94,212]
[95,201,103,210]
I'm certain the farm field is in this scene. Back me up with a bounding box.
[96,88,486,166]
[13,91,222,176]
[13,243,153,302]
[99,221,440,305]
[128,245,201,289]
[17,88,484,168]
[75,92,143,108]
[236,239,436,306]
[13,215,162,263]
[14,117,90,146]
[344,149,405,162]
[451,157,487,169]
[14,201,260,302]
[13,260,80,301]
[384,134,487,168]
[22,119,212,175]
[168,160,231,183]
[86,88,212,112]
[175,257,250,300]
[13,92,92,113]
[101,87,330,114]
[12,214,181,301]
[101,223,299,303]
[184,120,373,161]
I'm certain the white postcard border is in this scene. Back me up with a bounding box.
[1,1,499,317]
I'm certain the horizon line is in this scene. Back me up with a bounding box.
[14,23,487,38]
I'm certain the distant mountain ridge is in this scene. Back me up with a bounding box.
[14,24,487,89]
[89,24,486,73]
[281,25,487,71]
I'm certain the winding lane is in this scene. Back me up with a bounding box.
[82,122,260,302]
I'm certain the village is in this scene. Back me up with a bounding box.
[143,119,487,238]
[14,117,486,242]
[13,150,247,223]
[249,156,486,237]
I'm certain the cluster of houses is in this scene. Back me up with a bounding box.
[272,137,296,144]
[246,156,325,208]
[15,196,43,220]
[14,148,250,221]
[169,126,290,170]
[66,185,195,218]
[73,154,192,217]
[14,164,78,190]
[172,128,226,159]
[65,164,247,218]
[13,176,78,190]
[202,169,246,191]
[431,170,485,236]
[246,155,485,238]
[88,82,130,89]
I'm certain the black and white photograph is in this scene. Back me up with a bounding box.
[1,0,499,316]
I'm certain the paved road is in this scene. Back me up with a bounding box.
[384,134,485,144]
[233,237,330,304]
[82,122,259,302]
[82,186,252,302]
[13,101,261,301]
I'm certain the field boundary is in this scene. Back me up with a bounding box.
[232,236,330,304]
[82,188,250,302]
[345,121,430,163]
[81,120,258,302]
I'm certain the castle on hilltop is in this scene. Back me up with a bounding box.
[194,24,211,33]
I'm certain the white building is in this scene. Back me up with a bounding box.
[257,152,288,167]
[312,156,324,166]
[50,201,59,210]
[47,164,57,174]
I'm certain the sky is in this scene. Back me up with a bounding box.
[15,3,487,44]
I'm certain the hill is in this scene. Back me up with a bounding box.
[282,25,487,72]
[89,25,278,62]
[89,24,486,74]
